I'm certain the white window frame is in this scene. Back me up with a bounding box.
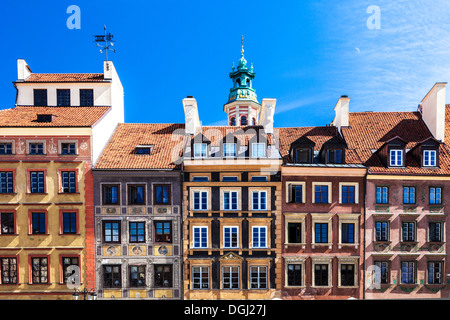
[251,143,266,158]
[223,226,239,249]
[192,226,208,248]
[251,226,268,248]
[192,190,208,211]
[423,149,437,167]
[193,143,207,158]
[389,149,403,167]
[252,191,267,211]
[192,266,210,289]
[223,190,238,211]
[223,143,237,157]
[249,266,268,289]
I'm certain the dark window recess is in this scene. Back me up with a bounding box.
[154,185,170,204]
[0,212,14,234]
[294,148,310,164]
[57,89,71,106]
[34,89,47,106]
[61,143,76,155]
[103,265,121,288]
[0,143,12,155]
[62,257,79,284]
[155,221,172,243]
[314,264,328,286]
[80,89,94,106]
[62,212,77,234]
[130,265,146,287]
[128,185,145,205]
[341,264,355,286]
[32,212,46,234]
[30,171,45,193]
[154,264,172,288]
[327,148,343,164]
[287,222,302,243]
[29,143,44,155]
[129,222,145,242]
[0,171,14,193]
[102,185,120,205]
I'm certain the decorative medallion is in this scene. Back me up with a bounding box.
[106,246,117,256]
[79,142,88,151]
[158,245,168,255]
[132,246,144,256]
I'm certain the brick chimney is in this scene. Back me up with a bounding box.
[420,82,446,142]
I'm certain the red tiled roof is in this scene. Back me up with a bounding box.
[22,73,105,83]
[343,110,450,175]
[0,106,110,127]
[94,123,186,170]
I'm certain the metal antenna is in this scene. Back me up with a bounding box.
[94,25,116,62]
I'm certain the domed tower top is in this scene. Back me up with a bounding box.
[224,36,261,126]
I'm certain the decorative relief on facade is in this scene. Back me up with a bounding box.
[129,207,145,214]
[47,138,57,155]
[102,207,119,214]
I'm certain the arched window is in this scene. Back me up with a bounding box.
[230,117,236,126]
[236,79,241,87]
[241,116,247,126]
[252,118,256,126]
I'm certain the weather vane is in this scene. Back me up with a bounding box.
[94,25,116,62]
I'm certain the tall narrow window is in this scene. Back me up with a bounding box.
[374,261,389,285]
[130,265,146,287]
[287,264,302,286]
[192,266,209,289]
[31,212,46,234]
[240,116,247,126]
[1,212,14,234]
[102,185,120,205]
[389,149,403,167]
[429,222,442,242]
[314,223,328,243]
[223,191,238,210]
[287,223,302,244]
[193,226,208,248]
[252,191,267,211]
[250,266,267,289]
[401,222,416,242]
[0,171,14,194]
[423,150,437,167]
[375,221,389,242]
[288,184,303,203]
[129,222,146,243]
[34,89,47,106]
[61,171,76,193]
[103,221,121,243]
[128,185,145,205]
[103,265,121,288]
[314,264,328,286]
[376,186,389,204]
[154,221,172,243]
[193,191,208,210]
[79,89,94,106]
[341,185,355,204]
[222,266,239,289]
[62,257,79,285]
[403,187,416,204]
[62,212,77,234]
[31,257,48,284]
[314,185,328,204]
[154,185,170,205]
[57,89,71,106]
[429,187,442,205]
[428,262,442,284]
[341,223,355,244]
[223,226,239,248]
[401,261,415,284]
[1,257,17,284]
[154,264,172,288]
[252,226,267,248]
[340,264,355,286]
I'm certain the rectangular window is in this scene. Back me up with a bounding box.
[102,184,120,205]
[103,221,121,243]
[428,262,442,285]
[222,266,239,289]
[401,261,415,284]
[252,226,267,248]
[251,176,268,182]
[192,266,209,289]
[340,264,355,286]
[376,186,389,204]
[287,264,302,286]
[375,221,389,242]
[193,143,207,158]
[79,89,94,106]
[61,171,76,193]
[0,171,14,193]
[429,187,442,205]
[341,223,355,244]
[62,257,79,285]
[295,148,310,164]
[31,212,46,234]
[327,149,343,164]
[130,265,146,287]
[154,264,172,288]
[341,185,355,204]
[390,149,403,167]
[29,143,44,155]
[1,257,17,284]
[34,89,47,106]
[223,191,238,210]
[288,184,303,203]
[223,226,238,248]
[103,265,121,288]
[193,191,208,210]
[314,264,328,286]
[0,143,12,155]
[374,261,389,285]
[154,221,172,243]
[222,176,238,182]
[403,187,416,204]
[30,171,45,193]
[62,212,77,234]
[57,89,71,106]
[128,185,145,205]
[429,222,442,242]
[31,257,48,284]
[252,191,267,210]
[1,212,14,235]
[223,143,237,157]
[252,143,266,158]
[154,185,170,205]
[61,143,76,155]
[402,222,416,242]
[129,222,146,243]
[250,266,267,289]
[314,223,328,243]
[314,185,328,204]
[423,150,437,167]
[192,176,209,182]
[193,226,208,248]
[287,222,302,244]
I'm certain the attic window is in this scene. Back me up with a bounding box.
[135,145,153,155]
[389,149,403,167]
[36,114,53,123]
[327,148,343,164]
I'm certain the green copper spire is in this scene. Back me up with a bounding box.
[226,35,258,104]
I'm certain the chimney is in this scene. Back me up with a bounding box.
[17,59,32,81]
[259,98,276,134]
[332,95,350,133]
[183,96,201,135]
[420,82,446,142]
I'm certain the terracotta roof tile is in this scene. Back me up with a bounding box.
[95,123,186,170]
[0,106,110,127]
[22,73,104,83]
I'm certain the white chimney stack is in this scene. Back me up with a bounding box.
[420,82,446,142]
[183,96,201,135]
[17,59,32,81]
[259,98,276,134]
[332,95,350,133]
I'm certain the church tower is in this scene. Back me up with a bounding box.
[224,36,261,126]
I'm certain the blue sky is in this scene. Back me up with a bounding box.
[1,0,450,127]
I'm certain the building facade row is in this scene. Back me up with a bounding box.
[0,54,449,300]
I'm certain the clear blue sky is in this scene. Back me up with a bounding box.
[1,0,449,127]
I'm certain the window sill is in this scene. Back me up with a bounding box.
[311,285,332,289]
[0,193,17,195]
[338,243,359,249]
[312,243,332,249]
[58,192,80,195]
[26,193,48,195]
[337,285,359,289]
[28,233,49,236]
[284,285,306,289]
[59,233,81,236]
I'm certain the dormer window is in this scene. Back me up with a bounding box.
[389,149,403,167]
[223,143,237,157]
[294,148,311,164]
[193,143,207,158]
[135,145,153,155]
[252,143,266,158]
[423,149,436,167]
[36,114,53,123]
[327,148,343,164]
